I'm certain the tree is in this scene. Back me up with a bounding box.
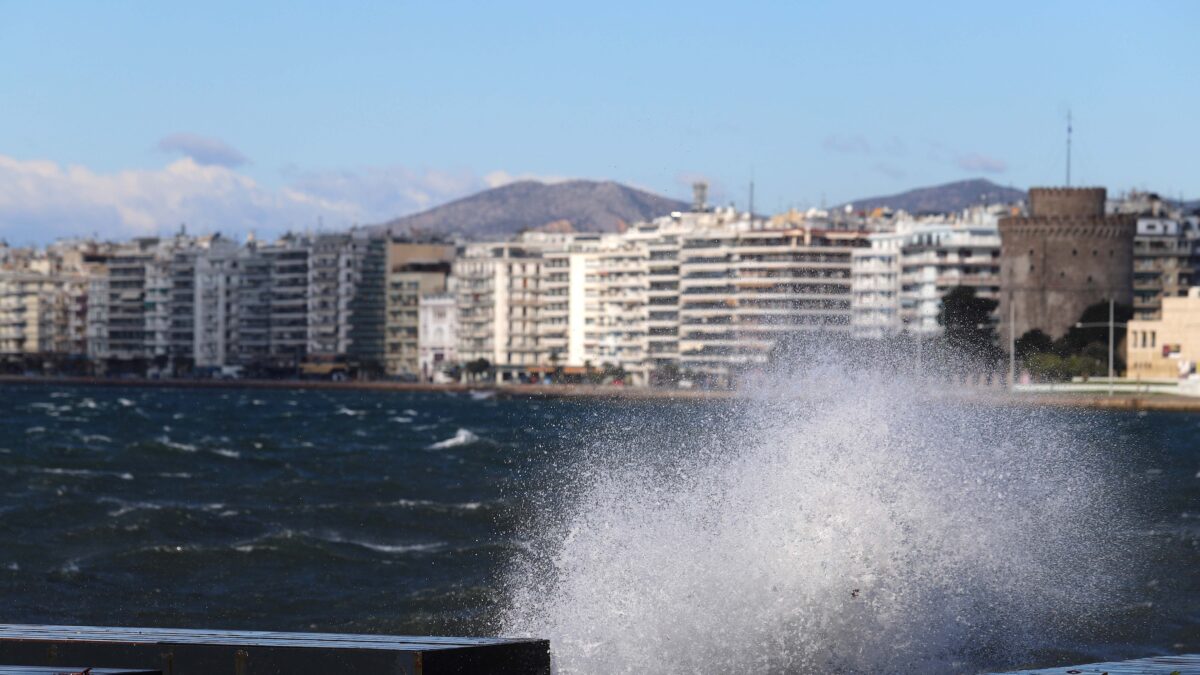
[937,286,1002,369]
[465,358,491,381]
[1054,300,1132,359]
[1015,329,1054,361]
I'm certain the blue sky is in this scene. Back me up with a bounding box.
[0,1,1196,243]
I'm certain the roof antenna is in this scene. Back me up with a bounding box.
[748,166,755,218]
[1065,109,1073,187]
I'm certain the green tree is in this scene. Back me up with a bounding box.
[1054,300,1132,353]
[465,358,491,381]
[1015,329,1054,360]
[937,286,1002,370]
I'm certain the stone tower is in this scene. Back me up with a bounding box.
[998,187,1135,341]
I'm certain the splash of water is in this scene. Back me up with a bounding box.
[502,369,1139,673]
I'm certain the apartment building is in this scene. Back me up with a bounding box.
[418,292,457,381]
[265,234,311,369]
[0,269,88,359]
[192,237,242,369]
[852,221,1001,337]
[384,242,454,376]
[678,224,866,382]
[454,240,549,380]
[307,231,386,368]
[1132,216,1200,320]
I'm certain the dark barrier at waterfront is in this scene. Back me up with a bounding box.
[0,624,549,675]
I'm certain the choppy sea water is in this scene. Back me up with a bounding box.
[0,382,1195,673]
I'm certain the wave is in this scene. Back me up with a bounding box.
[232,529,446,556]
[391,498,486,512]
[427,428,480,449]
[34,467,133,481]
[502,366,1142,674]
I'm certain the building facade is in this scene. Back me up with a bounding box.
[418,292,457,381]
[999,187,1137,341]
[1132,216,1200,320]
[384,242,455,376]
[1127,287,1200,379]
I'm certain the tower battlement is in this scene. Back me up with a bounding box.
[1028,187,1106,218]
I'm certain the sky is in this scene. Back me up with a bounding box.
[0,0,1197,244]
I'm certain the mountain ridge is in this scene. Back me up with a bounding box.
[840,178,1026,214]
[374,179,689,239]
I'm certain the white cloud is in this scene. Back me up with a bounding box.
[286,166,482,217]
[483,170,572,189]
[955,152,1007,174]
[0,155,580,244]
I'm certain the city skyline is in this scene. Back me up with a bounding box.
[2,1,1197,245]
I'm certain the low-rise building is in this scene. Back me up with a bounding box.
[1127,287,1200,379]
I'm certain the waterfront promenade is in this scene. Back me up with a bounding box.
[3,374,1200,411]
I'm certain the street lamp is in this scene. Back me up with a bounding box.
[1074,298,1127,397]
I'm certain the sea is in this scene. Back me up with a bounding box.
[0,381,1195,673]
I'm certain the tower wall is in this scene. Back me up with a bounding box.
[999,187,1134,340]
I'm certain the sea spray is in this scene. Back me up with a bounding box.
[501,369,1140,673]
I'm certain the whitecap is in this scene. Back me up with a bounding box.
[390,416,413,424]
[335,537,444,554]
[210,448,241,459]
[427,428,480,449]
[25,427,46,434]
[117,398,135,407]
[156,435,198,452]
[336,406,365,416]
[35,467,130,480]
[403,408,418,416]
[392,498,484,511]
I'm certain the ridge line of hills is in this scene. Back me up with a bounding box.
[373,177,1182,240]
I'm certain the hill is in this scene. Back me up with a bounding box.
[375,180,689,238]
[842,178,1026,215]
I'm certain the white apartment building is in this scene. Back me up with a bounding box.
[678,224,866,382]
[454,240,549,380]
[851,220,1001,338]
[418,292,457,381]
[265,234,311,368]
